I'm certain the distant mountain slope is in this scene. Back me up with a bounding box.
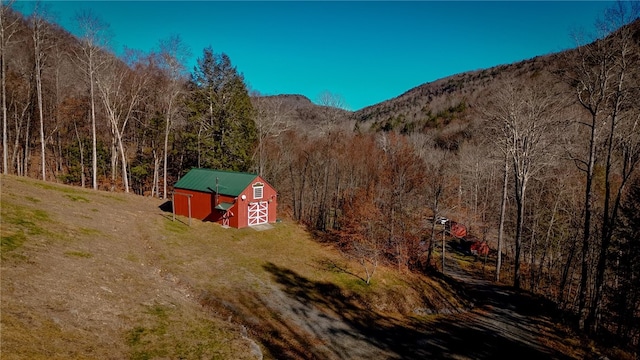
[256,18,639,138]
[251,93,353,132]
[254,94,314,108]
[251,52,559,136]
[352,18,640,134]
[351,54,558,133]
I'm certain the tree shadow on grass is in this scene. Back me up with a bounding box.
[314,258,368,283]
[250,262,578,360]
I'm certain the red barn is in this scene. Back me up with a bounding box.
[172,169,278,229]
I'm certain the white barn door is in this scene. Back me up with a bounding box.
[248,201,268,226]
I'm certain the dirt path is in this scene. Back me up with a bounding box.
[254,258,586,359]
[408,260,583,359]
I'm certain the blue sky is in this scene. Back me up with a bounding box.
[16,1,613,110]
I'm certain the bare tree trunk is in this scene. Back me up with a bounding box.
[11,104,24,175]
[53,43,62,181]
[428,186,442,270]
[529,214,538,291]
[35,42,46,181]
[558,234,577,305]
[31,8,48,181]
[1,10,6,175]
[110,131,117,188]
[538,195,559,293]
[152,148,158,197]
[578,114,596,331]
[426,219,436,268]
[1,1,18,175]
[89,65,97,189]
[442,221,446,274]
[513,178,527,289]
[196,126,202,168]
[24,112,31,176]
[496,156,508,282]
[74,121,85,188]
[163,107,171,199]
[117,134,129,192]
[1,13,7,175]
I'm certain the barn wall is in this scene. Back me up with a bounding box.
[261,180,278,224]
[174,190,241,225]
[237,188,250,229]
[173,189,212,221]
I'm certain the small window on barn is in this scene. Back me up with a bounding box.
[253,182,264,199]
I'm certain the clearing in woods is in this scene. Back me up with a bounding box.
[1,175,600,359]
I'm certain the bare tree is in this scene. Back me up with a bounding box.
[9,61,32,176]
[316,90,349,134]
[157,35,188,199]
[409,133,454,271]
[1,0,19,174]
[484,80,562,289]
[29,2,54,181]
[377,133,427,271]
[73,10,110,190]
[560,1,640,331]
[497,154,510,283]
[252,95,293,177]
[95,50,148,193]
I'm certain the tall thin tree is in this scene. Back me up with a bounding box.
[1,1,19,174]
[157,35,188,199]
[29,2,53,181]
[73,10,110,190]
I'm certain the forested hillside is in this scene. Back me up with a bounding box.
[1,2,639,354]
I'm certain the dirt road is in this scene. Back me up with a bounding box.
[407,262,583,359]
[255,260,587,359]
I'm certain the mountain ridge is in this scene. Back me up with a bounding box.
[255,17,640,135]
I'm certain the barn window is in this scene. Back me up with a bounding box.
[253,182,264,199]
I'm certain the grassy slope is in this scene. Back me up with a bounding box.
[1,175,469,359]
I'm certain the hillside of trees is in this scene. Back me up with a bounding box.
[2,1,639,354]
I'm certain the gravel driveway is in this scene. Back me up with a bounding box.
[252,261,585,360]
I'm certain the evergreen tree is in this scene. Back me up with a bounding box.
[185,47,256,172]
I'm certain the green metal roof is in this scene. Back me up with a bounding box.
[215,202,234,211]
[174,168,258,197]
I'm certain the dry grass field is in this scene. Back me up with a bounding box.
[1,175,475,359]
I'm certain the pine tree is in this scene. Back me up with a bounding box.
[185,47,256,172]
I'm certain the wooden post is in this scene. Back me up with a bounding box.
[187,195,191,226]
[172,191,193,226]
[172,192,176,221]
